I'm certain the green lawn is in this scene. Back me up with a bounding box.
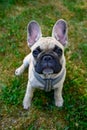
[0,0,87,129]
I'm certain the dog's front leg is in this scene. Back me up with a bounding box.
[15,64,26,76]
[54,85,64,107]
[23,81,34,109]
[15,54,31,76]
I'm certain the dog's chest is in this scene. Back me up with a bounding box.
[29,68,65,92]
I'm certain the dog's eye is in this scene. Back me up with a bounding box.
[33,47,41,58]
[53,45,62,57]
[33,50,40,57]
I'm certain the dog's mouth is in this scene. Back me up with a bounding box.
[42,67,53,74]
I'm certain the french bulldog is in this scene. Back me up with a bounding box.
[15,19,68,109]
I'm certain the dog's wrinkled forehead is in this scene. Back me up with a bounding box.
[31,37,64,51]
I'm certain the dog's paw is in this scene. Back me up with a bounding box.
[15,68,21,76]
[23,100,31,110]
[23,104,29,110]
[55,99,63,107]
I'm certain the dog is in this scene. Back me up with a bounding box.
[15,19,68,109]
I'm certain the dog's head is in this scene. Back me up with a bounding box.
[27,19,68,75]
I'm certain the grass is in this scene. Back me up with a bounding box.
[0,0,87,129]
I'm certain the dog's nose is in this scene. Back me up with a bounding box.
[43,55,52,62]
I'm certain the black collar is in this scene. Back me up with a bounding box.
[33,69,65,92]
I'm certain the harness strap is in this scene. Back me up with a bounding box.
[34,69,65,92]
[44,79,52,92]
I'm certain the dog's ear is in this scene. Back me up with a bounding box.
[52,19,68,46]
[27,21,42,47]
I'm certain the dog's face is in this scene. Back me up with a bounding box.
[32,38,63,75]
[27,19,68,75]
